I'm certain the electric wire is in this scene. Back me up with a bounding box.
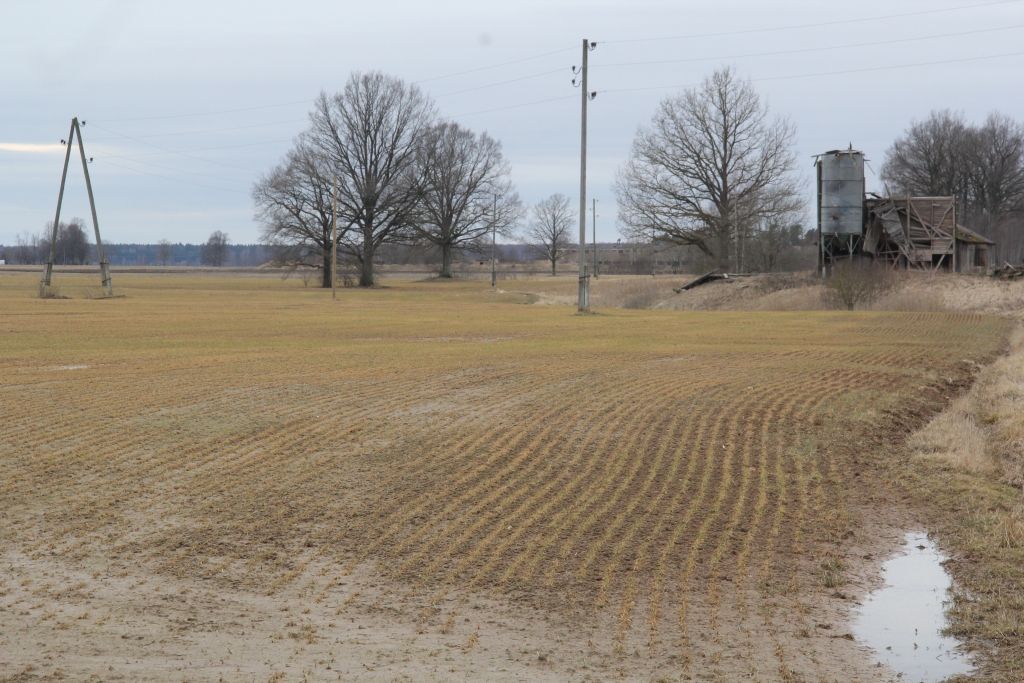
[88,122,258,172]
[448,94,577,119]
[96,98,312,124]
[600,50,1024,95]
[413,46,576,84]
[102,136,295,162]
[435,67,567,97]
[70,1,1024,193]
[600,0,1024,44]
[100,158,249,193]
[594,23,1024,71]
[87,118,307,142]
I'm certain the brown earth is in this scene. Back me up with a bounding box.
[0,271,1013,681]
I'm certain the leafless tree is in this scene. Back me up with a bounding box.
[253,137,339,287]
[157,240,172,266]
[615,66,801,271]
[41,218,89,265]
[966,113,1024,224]
[526,193,574,275]
[10,232,41,264]
[412,122,520,278]
[307,72,435,287]
[747,220,806,272]
[881,109,971,202]
[882,110,1024,262]
[201,230,229,267]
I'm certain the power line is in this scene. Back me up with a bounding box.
[88,122,257,172]
[595,22,1024,71]
[88,118,306,141]
[100,158,248,193]
[600,49,1024,95]
[452,93,581,118]
[95,98,312,124]
[600,0,1024,44]
[102,136,295,162]
[753,50,1024,83]
[99,154,250,187]
[87,49,578,126]
[435,67,567,98]
[413,46,576,84]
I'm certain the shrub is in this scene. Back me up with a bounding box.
[825,260,895,310]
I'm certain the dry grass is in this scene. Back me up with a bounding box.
[909,394,998,474]
[912,326,1024,485]
[501,270,1024,318]
[0,269,1016,680]
[903,324,1024,678]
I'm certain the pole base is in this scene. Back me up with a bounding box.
[577,267,590,312]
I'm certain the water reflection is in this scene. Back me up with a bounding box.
[854,531,973,682]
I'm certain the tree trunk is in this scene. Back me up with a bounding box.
[551,257,557,276]
[717,230,731,270]
[359,232,375,287]
[440,243,453,278]
[321,246,332,289]
[360,255,374,287]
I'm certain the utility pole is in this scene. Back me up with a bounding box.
[331,175,338,300]
[41,117,112,297]
[573,39,596,313]
[592,198,598,279]
[491,193,498,288]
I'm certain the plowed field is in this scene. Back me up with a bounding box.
[0,272,1010,681]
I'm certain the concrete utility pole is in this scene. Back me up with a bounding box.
[575,38,596,313]
[331,175,338,300]
[41,117,112,297]
[592,198,598,279]
[491,194,497,288]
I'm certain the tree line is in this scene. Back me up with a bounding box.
[1,228,269,267]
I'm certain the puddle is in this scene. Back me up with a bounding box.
[854,531,973,682]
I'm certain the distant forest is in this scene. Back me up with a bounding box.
[0,241,272,267]
[0,217,815,274]
[0,238,542,269]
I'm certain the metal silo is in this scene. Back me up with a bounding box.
[817,149,864,236]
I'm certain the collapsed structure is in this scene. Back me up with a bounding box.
[815,148,993,274]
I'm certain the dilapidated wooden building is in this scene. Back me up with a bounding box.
[863,195,993,273]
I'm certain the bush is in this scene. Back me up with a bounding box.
[825,261,895,310]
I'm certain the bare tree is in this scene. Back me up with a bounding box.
[157,240,172,266]
[308,72,435,287]
[616,67,801,271]
[253,138,339,287]
[412,122,520,278]
[966,113,1024,225]
[882,110,1024,262]
[41,218,89,265]
[747,220,805,272]
[527,194,574,275]
[11,232,41,264]
[201,231,229,267]
[881,109,970,202]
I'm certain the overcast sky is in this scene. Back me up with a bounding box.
[2,0,1022,246]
